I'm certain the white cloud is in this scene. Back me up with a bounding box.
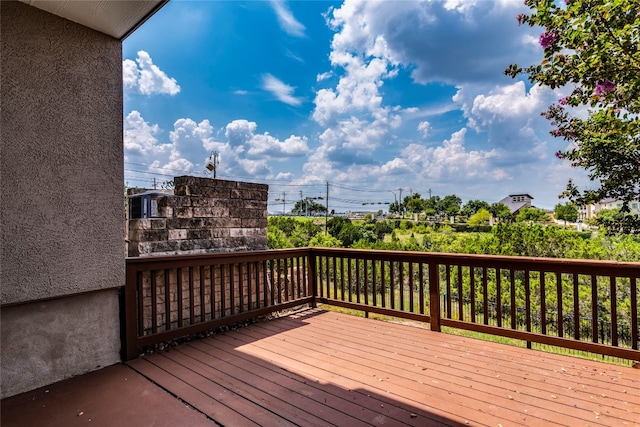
[123,110,167,157]
[269,0,306,37]
[316,71,333,82]
[417,121,431,138]
[261,74,303,106]
[123,51,180,96]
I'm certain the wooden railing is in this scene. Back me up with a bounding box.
[123,248,639,361]
[123,249,313,360]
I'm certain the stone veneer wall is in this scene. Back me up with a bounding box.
[128,176,268,257]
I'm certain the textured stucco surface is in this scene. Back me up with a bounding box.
[0,0,125,304]
[0,290,122,399]
[0,1,125,398]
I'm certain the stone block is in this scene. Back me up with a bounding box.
[174,207,193,218]
[211,228,230,238]
[150,219,167,229]
[168,229,188,240]
[187,229,211,240]
[241,218,268,228]
[130,219,152,230]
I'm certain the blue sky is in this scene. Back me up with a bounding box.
[123,0,586,212]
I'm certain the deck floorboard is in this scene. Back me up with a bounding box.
[128,308,640,426]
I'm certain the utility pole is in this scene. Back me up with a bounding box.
[428,188,432,199]
[397,188,404,216]
[325,181,329,234]
[299,191,303,216]
[153,177,157,189]
[275,192,286,215]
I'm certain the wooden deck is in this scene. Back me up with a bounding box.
[128,308,640,426]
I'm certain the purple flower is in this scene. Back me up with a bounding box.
[539,32,556,49]
[517,14,526,25]
[555,151,564,159]
[558,97,568,105]
[594,80,616,95]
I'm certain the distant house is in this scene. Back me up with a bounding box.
[498,194,534,215]
[578,198,640,221]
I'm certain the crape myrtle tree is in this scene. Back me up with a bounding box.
[506,0,640,222]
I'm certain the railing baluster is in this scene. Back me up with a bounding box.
[556,272,563,338]
[269,260,275,306]
[509,269,516,330]
[177,268,183,327]
[610,276,618,347]
[229,264,235,315]
[525,270,531,348]
[165,268,171,330]
[573,274,579,340]
[238,263,244,312]
[632,276,638,350]
[220,264,226,317]
[482,267,488,325]
[247,262,253,311]
[332,257,338,300]
[151,270,158,334]
[540,271,547,335]
[470,267,476,323]
[355,258,361,304]
[445,264,451,319]
[348,257,353,302]
[408,262,414,313]
[262,259,268,308]
[372,259,377,307]
[399,261,405,311]
[496,268,502,328]
[137,271,144,335]
[200,266,206,321]
[390,261,395,310]
[591,275,598,344]
[381,261,386,308]
[210,265,215,318]
[458,265,464,321]
[188,267,195,325]
[340,257,346,301]
[419,262,425,315]
[429,260,441,332]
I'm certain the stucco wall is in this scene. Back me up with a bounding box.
[0,1,124,398]
[0,290,121,398]
[1,1,124,303]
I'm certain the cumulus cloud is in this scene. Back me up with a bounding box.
[123,51,180,96]
[261,74,303,106]
[269,0,306,37]
[124,110,167,157]
[417,121,431,138]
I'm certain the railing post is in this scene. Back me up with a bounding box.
[307,249,317,308]
[429,260,441,332]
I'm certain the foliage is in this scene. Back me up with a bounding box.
[292,199,326,215]
[516,207,551,223]
[489,202,513,222]
[461,199,491,218]
[506,0,640,207]
[468,208,491,228]
[595,208,640,235]
[308,233,342,248]
[554,202,579,224]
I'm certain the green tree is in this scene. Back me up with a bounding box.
[468,208,491,228]
[437,194,462,218]
[461,199,490,218]
[404,193,425,214]
[554,202,578,225]
[516,207,550,223]
[506,0,640,207]
[292,199,326,216]
[327,216,351,238]
[489,202,513,222]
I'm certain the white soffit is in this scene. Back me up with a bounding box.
[19,0,168,40]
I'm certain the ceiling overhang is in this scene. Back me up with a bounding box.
[18,0,169,40]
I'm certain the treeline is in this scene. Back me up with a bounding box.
[268,216,640,261]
